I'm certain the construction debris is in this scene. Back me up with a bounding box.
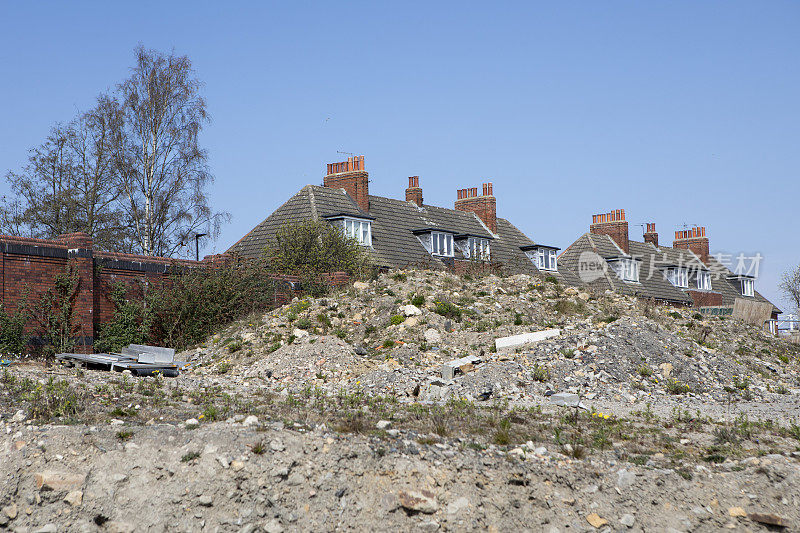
[494,328,561,351]
[57,344,181,377]
[441,355,482,380]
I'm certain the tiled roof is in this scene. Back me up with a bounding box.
[228,185,549,277]
[558,232,780,312]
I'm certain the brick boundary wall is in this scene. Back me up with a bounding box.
[0,232,350,354]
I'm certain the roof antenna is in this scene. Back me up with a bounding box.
[337,150,355,157]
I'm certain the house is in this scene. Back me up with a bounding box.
[228,156,561,277]
[557,209,781,329]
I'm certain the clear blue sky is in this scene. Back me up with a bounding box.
[1,1,798,311]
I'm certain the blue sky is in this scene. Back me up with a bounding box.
[1,1,798,310]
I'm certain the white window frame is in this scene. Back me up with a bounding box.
[466,236,490,261]
[696,271,711,291]
[537,248,557,271]
[666,267,689,288]
[431,231,454,257]
[741,278,754,297]
[612,258,640,282]
[341,217,372,246]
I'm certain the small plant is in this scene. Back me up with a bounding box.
[227,340,243,353]
[733,375,750,390]
[216,361,232,374]
[637,364,652,377]
[493,418,512,445]
[334,329,347,340]
[181,451,200,463]
[202,404,219,421]
[382,339,395,349]
[531,364,550,382]
[434,301,462,321]
[544,275,558,284]
[389,315,405,326]
[250,441,266,455]
[513,312,523,326]
[391,272,408,282]
[316,313,332,328]
[692,313,703,320]
[665,378,691,395]
[668,311,682,319]
[295,318,312,330]
[561,348,575,358]
[116,430,134,441]
[410,294,425,307]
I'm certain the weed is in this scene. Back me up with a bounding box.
[116,430,134,441]
[389,315,405,326]
[531,364,550,382]
[637,364,652,377]
[665,378,691,395]
[181,451,200,463]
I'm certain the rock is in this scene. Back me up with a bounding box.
[185,418,199,427]
[292,328,309,338]
[418,521,440,532]
[34,525,57,533]
[231,460,245,472]
[446,497,470,516]
[401,304,422,317]
[376,420,392,430]
[728,507,747,517]
[748,513,789,528]
[397,489,438,514]
[198,495,213,507]
[353,281,370,291]
[64,490,83,507]
[405,316,420,327]
[620,514,635,527]
[34,471,86,491]
[105,522,135,533]
[586,513,608,528]
[270,439,285,452]
[2,503,17,520]
[424,329,442,345]
[659,362,674,377]
[262,519,284,533]
[495,329,560,351]
[287,473,304,486]
[242,415,259,427]
[548,392,587,409]
[10,410,26,423]
[616,469,636,489]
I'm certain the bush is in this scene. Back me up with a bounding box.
[389,315,405,326]
[295,318,312,330]
[269,220,375,289]
[410,294,425,307]
[95,283,150,353]
[665,378,691,395]
[434,301,462,321]
[0,301,30,355]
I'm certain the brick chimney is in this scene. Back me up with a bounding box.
[405,176,423,206]
[590,209,629,254]
[454,182,497,233]
[673,226,709,264]
[324,155,369,212]
[643,223,658,247]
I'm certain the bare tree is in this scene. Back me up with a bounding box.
[106,46,228,257]
[780,264,800,313]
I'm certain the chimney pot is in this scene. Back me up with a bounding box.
[589,208,630,254]
[323,155,369,212]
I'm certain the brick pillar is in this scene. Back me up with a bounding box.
[324,156,370,212]
[590,209,629,254]
[454,182,497,233]
[58,233,94,353]
[673,227,709,264]
[405,176,423,206]
[643,223,659,247]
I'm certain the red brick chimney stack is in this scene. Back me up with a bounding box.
[405,176,423,206]
[673,226,709,264]
[323,155,369,212]
[644,223,659,247]
[590,209,629,254]
[454,182,497,233]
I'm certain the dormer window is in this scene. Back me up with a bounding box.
[327,215,373,246]
[432,231,454,257]
[665,267,689,288]
[462,236,490,261]
[609,258,640,282]
[741,278,754,297]
[521,245,560,272]
[727,275,755,297]
[696,271,711,291]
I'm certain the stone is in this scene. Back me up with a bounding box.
[353,281,370,291]
[10,410,26,423]
[397,489,438,514]
[616,469,636,489]
[728,507,746,517]
[198,495,213,507]
[495,329,560,351]
[748,513,789,527]
[292,328,309,338]
[659,363,674,377]
[185,418,199,427]
[242,415,259,427]
[263,519,284,533]
[418,521,440,532]
[231,460,245,472]
[3,503,17,520]
[64,490,83,507]
[620,514,635,527]
[446,497,470,516]
[270,439,285,452]
[287,473,304,486]
[34,471,86,492]
[586,513,608,528]
[405,316,420,327]
[424,329,442,345]
[401,304,422,317]
[376,420,392,430]
[441,355,481,380]
[548,392,587,409]
[34,525,57,533]
[105,522,135,533]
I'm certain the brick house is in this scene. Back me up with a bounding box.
[228,156,562,277]
[557,209,781,328]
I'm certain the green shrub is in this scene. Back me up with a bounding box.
[389,315,405,326]
[434,301,462,321]
[410,294,425,307]
[0,300,30,355]
[637,364,652,377]
[531,364,550,382]
[544,275,558,284]
[665,378,691,395]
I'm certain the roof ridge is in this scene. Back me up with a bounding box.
[307,185,319,219]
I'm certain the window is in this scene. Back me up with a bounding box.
[696,271,711,291]
[666,267,689,288]
[465,237,490,261]
[611,258,640,282]
[741,278,754,297]
[431,232,454,257]
[341,218,372,246]
[523,246,558,271]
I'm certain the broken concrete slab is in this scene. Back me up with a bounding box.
[34,471,86,491]
[495,329,560,351]
[441,355,481,380]
[548,392,588,409]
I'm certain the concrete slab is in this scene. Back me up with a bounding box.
[495,329,560,351]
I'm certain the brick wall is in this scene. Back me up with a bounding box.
[0,232,350,354]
